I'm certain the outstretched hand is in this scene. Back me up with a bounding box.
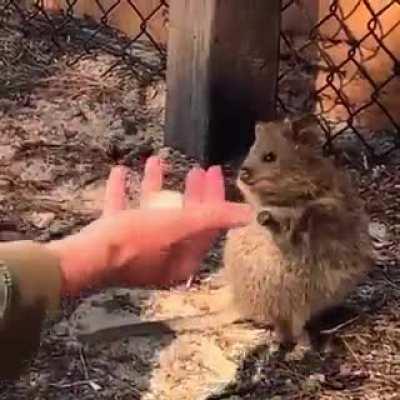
[48,156,252,295]
[138,156,226,285]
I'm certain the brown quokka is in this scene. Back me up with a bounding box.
[223,114,374,346]
[76,115,373,347]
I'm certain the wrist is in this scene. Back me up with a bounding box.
[44,234,111,296]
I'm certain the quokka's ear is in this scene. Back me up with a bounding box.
[285,114,321,146]
[254,120,272,138]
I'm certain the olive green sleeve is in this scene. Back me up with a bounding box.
[0,241,62,380]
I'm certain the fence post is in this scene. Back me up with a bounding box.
[164,0,281,166]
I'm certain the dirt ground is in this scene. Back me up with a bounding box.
[1,15,400,400]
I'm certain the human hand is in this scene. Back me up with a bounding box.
[140,157,226,287]
[47,156,252,295]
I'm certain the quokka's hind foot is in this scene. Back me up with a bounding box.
[284,330,312,362]
[271,318,312,361]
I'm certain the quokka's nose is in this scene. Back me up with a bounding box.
[239,166,253,184]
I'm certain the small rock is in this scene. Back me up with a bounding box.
[308,373,326,383]
[302,375,323,392]
[368,222,388,241]
[88,381,102,391]
[31,212,55,229]
[48,221,71,238]
[53,321,70,337]
[371,165,385,180]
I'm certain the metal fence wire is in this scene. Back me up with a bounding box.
[279,0,400,161]
[1,0,400,162]
[0,0,168,89]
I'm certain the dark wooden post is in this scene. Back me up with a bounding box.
[164,0,281,166]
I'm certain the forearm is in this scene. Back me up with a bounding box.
[0,240,62,379]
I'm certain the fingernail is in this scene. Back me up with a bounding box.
[207,165,221,171]
[109,165,128,180]
[206,165,222,177]
[188,166,206,177]
[147,155,160,165]
[111,165,128,173]
[144,156,161,174]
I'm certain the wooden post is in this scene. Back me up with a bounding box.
[165,0,281,166]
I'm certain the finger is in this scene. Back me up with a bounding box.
[137,203,252,247]
[204,165,225,203]
[178,203,252,237]
[175,166,225,280]
[111,203,252,251]
[102,166,129,217]
[140,155,163,204]
[183,167,206,206]
[176,165,225,280]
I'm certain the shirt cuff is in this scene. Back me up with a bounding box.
[0,240,62,379]
[0,240,62,318]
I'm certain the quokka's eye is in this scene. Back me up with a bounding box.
[262,152,276,163]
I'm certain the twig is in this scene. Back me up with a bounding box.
[320,315,360,335]
[49,379,99,389]
[341,336,362,365]
[79,346,89,380]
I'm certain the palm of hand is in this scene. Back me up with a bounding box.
[102,156,224,286]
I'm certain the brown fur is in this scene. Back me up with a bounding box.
[76,116,373,345]
[224,115,373,344]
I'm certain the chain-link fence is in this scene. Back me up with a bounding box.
[1,0,399,161]
[0,0,168,97]
[279,0,400,161]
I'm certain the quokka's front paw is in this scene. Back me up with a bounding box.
[257,210,282,234]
